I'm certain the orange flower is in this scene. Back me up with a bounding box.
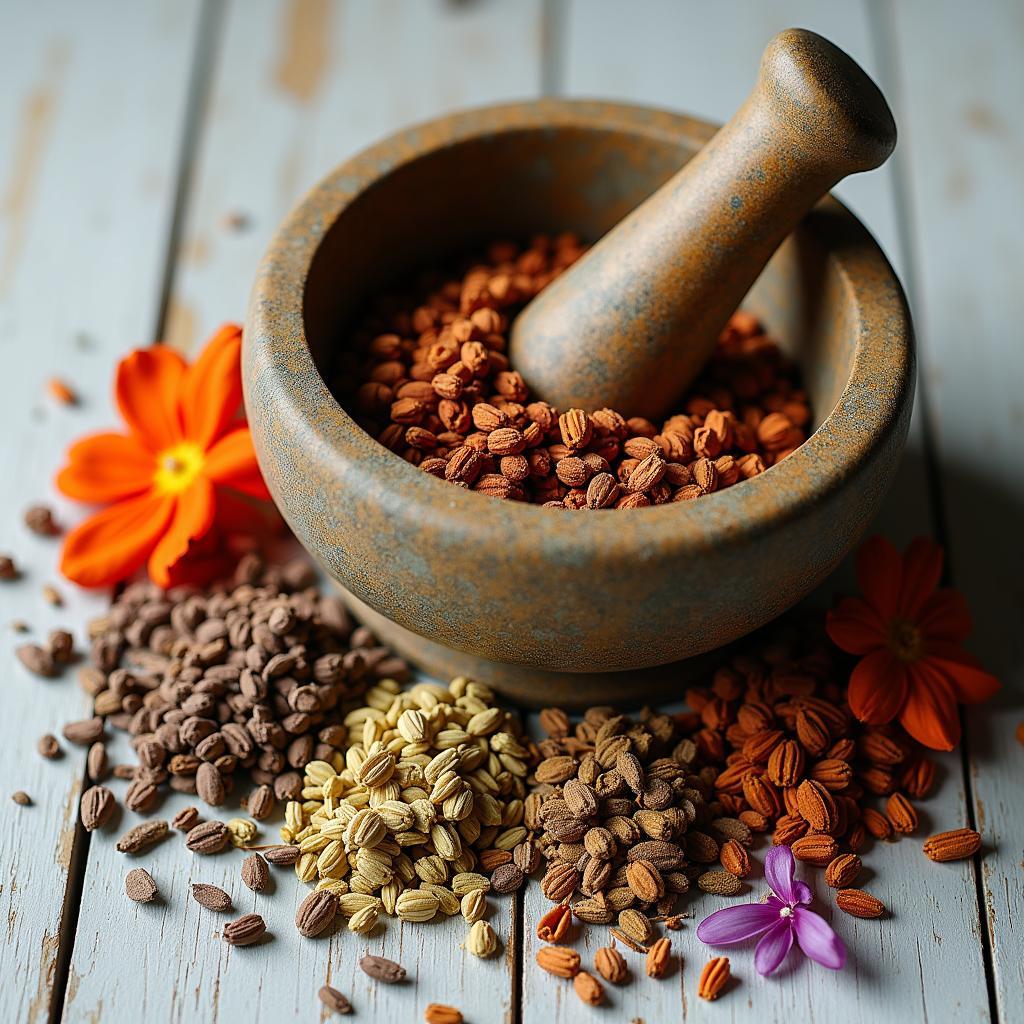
[57,325,271,588]
[826,536,999,750]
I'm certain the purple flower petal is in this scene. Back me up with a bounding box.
[697,903,780,945]
[754,919,794,975]
[793,907,846,970]
[764,844,799,904]
[792,880,814,905]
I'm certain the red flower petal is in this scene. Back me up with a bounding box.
[826,596,887,655]
[203,427,271,499]
[115,346,187,451]
[180,324,244,450]
[918,588,972,646]
[847,649,909,725]
[899,661,960,750]
[56,432,154,503]
[855,536,902,620]
[59,490,175,588]
[899,537,944,620]
[147,477,216,588]
[925,646,1001,705]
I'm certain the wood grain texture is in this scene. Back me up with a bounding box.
[888,2,1024,1020]
[163,0,548,355]
[64,1,544,1021]
[0,2,202,1020]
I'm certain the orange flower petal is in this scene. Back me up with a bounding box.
[59,490,175,588]
[925,646,1000,705]
[899,537,943,620]
[147,477,216,588]
[847,650,908,725]
[826,596,886,655]
[855,536,902,620]
[899,661,960,750]
[918,588,972,645]
[214,486,284,536]
[180,324,244,450]
[161,524,234,589]
[203,427,271,499]
[56,432,154,503]
[116,346,187,451]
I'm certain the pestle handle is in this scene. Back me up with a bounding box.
[509,28,897,421]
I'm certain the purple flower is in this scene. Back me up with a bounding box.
[696,845,846,975]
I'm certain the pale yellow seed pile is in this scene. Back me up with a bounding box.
[282,677,530,936]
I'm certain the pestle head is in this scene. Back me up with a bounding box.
[509,28,897,422]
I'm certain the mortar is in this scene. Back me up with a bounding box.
[243,99,914,706]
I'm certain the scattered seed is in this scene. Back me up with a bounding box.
[116,819,169,854]
[11,790,31,806]
[191,883,233,911]
[16,643,56,678]
[698,956,731,1000]
[80,785,116,831]
[241,852,269,892]
[47,378,78,405]
[222,912,266,946]
[24,505,58,536]
[0,555,19,580]
[41,584,63,607]
[359,954,406,983]
[125,868,158,903]
[318,984,352,1014]
[37,734,61,759]
[423,1003,462,1024]
[47,628,75,662]
[171,806,202,832]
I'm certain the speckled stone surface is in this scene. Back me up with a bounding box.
[243,98,914,705]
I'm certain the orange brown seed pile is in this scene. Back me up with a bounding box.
[336,236,810,509]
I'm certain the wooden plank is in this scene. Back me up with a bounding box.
[887,2,1024,1021]
[0,2,204,1021]
[64,1,545,1021]
[517,3,991,1023]
[163,0,549,355]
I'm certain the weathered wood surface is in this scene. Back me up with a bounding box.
[890,2,1024,1020]
[0,3,202,1021]
[63,1,544,1021]
[1,0,1020,1021]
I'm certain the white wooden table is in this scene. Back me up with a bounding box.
[1,2,1021,1021]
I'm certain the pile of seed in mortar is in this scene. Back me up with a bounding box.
[334,234,810,508]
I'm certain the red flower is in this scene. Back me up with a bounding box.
[826,536,999,750]
[56,325,272,588]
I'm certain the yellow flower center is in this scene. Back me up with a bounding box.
[153,441,205,494]
[887,618,923,662]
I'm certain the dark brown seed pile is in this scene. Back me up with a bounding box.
[528,706,740,929]
[81,553,410,814]
[333,237,810,509]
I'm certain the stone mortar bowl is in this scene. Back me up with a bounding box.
[244,99,914,707]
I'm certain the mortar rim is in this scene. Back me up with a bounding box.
[245,97,914,573]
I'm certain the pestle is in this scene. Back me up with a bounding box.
[509,28,897,422]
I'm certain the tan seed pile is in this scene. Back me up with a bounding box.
[280,676,533,941]
[335,237,810,509]
[531,705,719,926]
